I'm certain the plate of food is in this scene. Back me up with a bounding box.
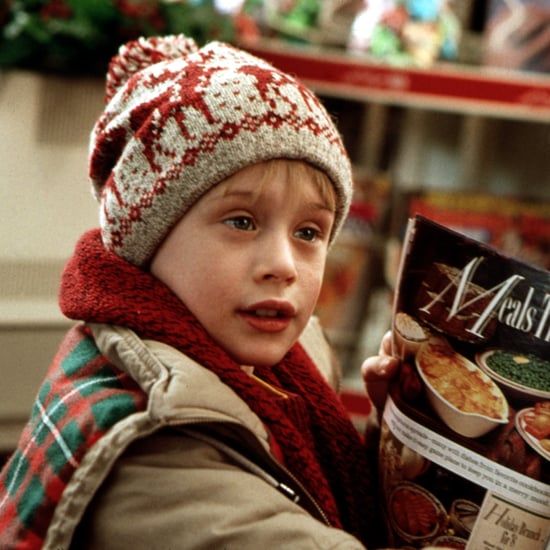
[394,311,429,360]
[515,402,550,461]
[416,337,509,438]
[388,481,447,544]
[476,349,550,401]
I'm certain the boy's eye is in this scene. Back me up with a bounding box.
[224,216,255,231]
[295,227,321,242]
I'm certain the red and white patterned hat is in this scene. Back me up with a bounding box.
[90,34,353,266]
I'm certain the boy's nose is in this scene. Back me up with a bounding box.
[255,233,298,284]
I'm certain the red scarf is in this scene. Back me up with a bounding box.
[60,229,376,545]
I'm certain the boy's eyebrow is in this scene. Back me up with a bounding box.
[206,188,255,202]
[305,201,335,214]
[224,189,256,199]
[207,188,335,213]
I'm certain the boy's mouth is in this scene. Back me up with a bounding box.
[241,300,296,318]
[249,308,288,318]
[239,301,296,332]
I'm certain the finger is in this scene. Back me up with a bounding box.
[364,378,391,410]
[361,355,399,380]
[379,330,393,356]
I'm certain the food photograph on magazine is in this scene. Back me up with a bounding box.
[379,215,549,549]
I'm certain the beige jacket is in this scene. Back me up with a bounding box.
[42,318,367,549]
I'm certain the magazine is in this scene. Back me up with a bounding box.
[379,215,549,549]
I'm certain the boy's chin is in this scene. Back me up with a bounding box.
[230,349,288,369]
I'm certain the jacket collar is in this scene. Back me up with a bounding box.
[90,322,271,449]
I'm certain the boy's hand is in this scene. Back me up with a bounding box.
[361,331,399,410]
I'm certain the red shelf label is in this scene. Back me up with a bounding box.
[244,43,550,120]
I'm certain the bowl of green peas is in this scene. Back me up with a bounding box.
[476,349,550,402]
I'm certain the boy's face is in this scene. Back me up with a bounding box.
[151,161,335,367]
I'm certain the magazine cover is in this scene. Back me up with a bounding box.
[379,215,549,549]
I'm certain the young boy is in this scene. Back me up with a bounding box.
[0,34,394,549]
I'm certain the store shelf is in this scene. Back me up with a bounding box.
[242,39,550,123]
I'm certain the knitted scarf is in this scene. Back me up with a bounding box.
[4,228,377,547]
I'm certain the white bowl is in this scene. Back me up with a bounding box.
[416,337,509,438]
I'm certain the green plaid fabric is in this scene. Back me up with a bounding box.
[0,324,147,548]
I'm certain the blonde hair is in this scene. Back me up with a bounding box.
[252,159,337,212]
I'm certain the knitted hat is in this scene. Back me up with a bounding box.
[89,34,353,266]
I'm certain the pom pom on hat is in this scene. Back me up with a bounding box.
[105,35,199,103]
[90,34,353,266]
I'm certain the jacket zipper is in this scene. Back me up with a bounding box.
[166,417,332,527]
[93,325,331,526]
[241,365,289,400]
